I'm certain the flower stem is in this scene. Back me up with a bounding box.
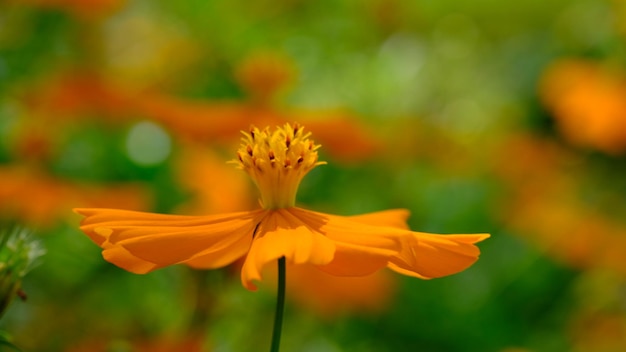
[270,256,286,352]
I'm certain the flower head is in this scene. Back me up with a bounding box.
[234,123,325,209]
[76,123,489,291]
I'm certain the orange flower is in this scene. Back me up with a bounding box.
[25,70,381,161]
[282,264,397,318]
[0,165,150,227]
[173,143,253,215]
[234,51,296,106]
[570,312,626,352]
[25,71,135,120]
[539,59,626,154]
[137,96,382,161]
[67,333,205,352]
[75,124,489,290]
[493,134,626,276]
[13,0,125,20]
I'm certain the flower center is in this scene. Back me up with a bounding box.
[234,123,325,209]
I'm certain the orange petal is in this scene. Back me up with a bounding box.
[292,208,405,253]
[317,242,391,276]
[75,208,264,273]
[101,243,161,274]
[290,208,405,276]
[388,232,490,279]
[241,208,336,290]
[283,263,397,318]
[348,209,411,229]
[293,208,489,279]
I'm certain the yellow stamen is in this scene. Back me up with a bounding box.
[233,123,326,209]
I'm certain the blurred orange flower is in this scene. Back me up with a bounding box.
[234,51,296,106]
[282,263,397,318]
[0,165,150,227]
[137,94,383,161]
[67,333,205,352]
[76,123,488,290]
[25,71,135,121]
[494,134,626,275]
[8,117,63,163]
[24,55,381,161]
[173,143,253,215]
[540,59,626,155]
[570,312,626,352]
[13,0,126,20]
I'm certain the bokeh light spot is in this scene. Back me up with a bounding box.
[125,121,171,166]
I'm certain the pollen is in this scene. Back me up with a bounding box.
[233,123,325,209]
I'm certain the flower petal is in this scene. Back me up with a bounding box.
[348,209,411,229]
[75,208,264,272]
[317,242,391,276]
[241,208,336,290]
[289,208,405,277]
[388,232,490,279]
[101,243,161,274]
[292,208,489,279]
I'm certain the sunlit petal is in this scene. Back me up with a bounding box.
[75,208,265,272]
[348,209,411,229]
[388,232,490,279]
[101,243,161,274]
[74,123,489,292]
[241,209,336,290]
[290,208,404,276]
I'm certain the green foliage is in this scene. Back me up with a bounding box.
[1,0,625,351]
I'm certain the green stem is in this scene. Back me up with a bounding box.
[270,257,286,352]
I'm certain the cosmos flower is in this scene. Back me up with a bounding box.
[540,59,626,155]
[76,123,488,290]
[0,165,151,227]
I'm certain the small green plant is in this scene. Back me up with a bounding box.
[0,226,45,351]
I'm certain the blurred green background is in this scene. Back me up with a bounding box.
[1,0,626,351]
